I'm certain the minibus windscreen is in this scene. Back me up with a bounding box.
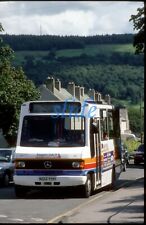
[20,115,85,147]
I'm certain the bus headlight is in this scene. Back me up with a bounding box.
[72,161,84,169]
[16,161,26,168]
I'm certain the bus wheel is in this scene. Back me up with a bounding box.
[14,185,29,198]
[82,174,92,198]
[3,174,9,187]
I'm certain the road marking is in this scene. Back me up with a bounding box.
[31,217,44,222]
[47,192,109,223]
[136,176,144,180]
[0,215,8,218]
[9,218,24,222]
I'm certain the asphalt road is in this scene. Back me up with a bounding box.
[0,161,144,224]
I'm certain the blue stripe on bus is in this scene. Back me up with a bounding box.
[15,168,97,176]
[15,165,116,176]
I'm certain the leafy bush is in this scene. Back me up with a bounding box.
[123,139,141,153]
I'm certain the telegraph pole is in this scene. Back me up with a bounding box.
[140,93,142,143]
[140,92,143,143]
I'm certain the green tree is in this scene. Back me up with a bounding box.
[129,5,145,54]
[0,23,40,145]
[123,139,141,154]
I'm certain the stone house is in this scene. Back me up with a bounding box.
[39,76,130,134]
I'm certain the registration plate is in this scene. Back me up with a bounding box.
[39,177,56,181]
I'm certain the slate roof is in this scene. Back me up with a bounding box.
[38,84,58,101]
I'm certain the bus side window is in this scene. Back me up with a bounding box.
[100,117,108,141]
[108,110,114,139]
[90,118,99,157]
[90,118,95,157]
[103,132,108,140]
[100,109,115,140]
[92,118,99,134]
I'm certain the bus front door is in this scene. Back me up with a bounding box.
[94,132,101,185]
[91,118,101,186]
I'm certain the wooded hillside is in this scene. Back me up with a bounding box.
[1,34,144,104]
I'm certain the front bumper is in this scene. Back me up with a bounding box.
[14,175,87,187]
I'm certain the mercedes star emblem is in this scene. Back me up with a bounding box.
[44,161,52,168]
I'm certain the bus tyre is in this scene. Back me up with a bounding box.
[3,174,9,187]
[83,174,92,198]
[14,185,28,198]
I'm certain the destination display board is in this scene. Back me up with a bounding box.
[29,102,81,113]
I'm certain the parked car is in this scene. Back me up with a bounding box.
[134,144,144,165]
[0,148,15,186]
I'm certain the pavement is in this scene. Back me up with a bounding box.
[65,178,144,224]
[51,166,144,224]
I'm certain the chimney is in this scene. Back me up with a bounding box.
[105,94,111,104]
[88,89,95,101]
[45,76,55,93]
[95,92,102,102]
[55,79,61,91]
[75,86,81,101]
[67,82,75,97]
[80,87,84,97]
